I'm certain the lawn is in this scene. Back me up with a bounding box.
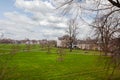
[0,44,119,80]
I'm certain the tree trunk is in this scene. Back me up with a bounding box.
[70,42,72,52]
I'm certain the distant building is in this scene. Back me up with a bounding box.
[57,36,101,50]
[77,40,100,50]
[57,35,70,48]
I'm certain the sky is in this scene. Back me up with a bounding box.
[0,0,92,40]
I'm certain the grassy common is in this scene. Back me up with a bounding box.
[0,44,120,80]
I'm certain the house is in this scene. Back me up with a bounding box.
[57,36,100,50]
[57,35,70,48]
[57,35,78,48]
[77,39,100,50]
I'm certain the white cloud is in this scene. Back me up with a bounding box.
[15,0,55,14]
[0,0,69,40]
[0,0,92,40]
[4,11,37,26]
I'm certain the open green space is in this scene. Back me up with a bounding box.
[0,44,120,80]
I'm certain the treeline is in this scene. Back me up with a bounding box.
[0,38,57,46]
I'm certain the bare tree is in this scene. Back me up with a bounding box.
[108,0,120,8]
[53,0,120,79]
[66,19,79,52]
[25,39,31,52]
[89,5,120,79]
[53,0,120,21]
[93,11,120,56]
[54,0,120,8]
[57,47,66,62]
[46,41,52,54]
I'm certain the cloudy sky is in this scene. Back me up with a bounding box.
[0,0,92,40]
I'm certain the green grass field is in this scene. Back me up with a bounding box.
[0,44,120,80]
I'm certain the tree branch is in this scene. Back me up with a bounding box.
[108,0,120,8]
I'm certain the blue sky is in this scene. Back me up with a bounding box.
[0,0,33,19]
[0,0,92,40]
[0,0,15,19]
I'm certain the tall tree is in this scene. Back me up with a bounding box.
[93,11,120,56]
[66,19,79,52]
